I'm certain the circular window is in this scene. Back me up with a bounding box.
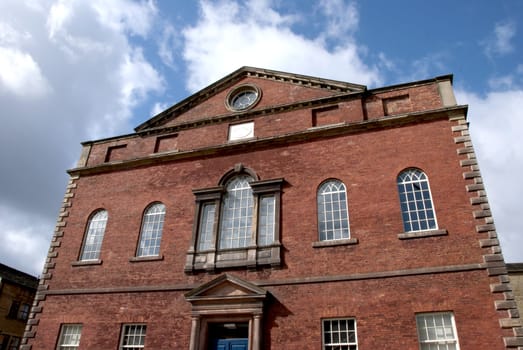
[226,85,261,111]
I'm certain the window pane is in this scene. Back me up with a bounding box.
[219,176,254,249]
[258,195,275,246]
[120,324,146,350]
[137,203,165,257]
[397,169,438,232]
[198,203,216,251]
[8,336,20,350]
[416,313,459,350]
[80,210,108,260]
[323,319,357,349]
[318,180,350,241]
[57,324,82,350]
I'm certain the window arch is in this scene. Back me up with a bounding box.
[137,202,166,257]
[80,209,108,261]
[317,179,350,241]
[397,168,437,232]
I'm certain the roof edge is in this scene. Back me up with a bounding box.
[135,66,368,132]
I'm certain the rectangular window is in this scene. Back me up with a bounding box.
[120,324,147,350]
[18,303,30,320]
[198,203,216,251]
[258,195,275,246]
[8,301,20,318]
[8,336,20,350]
[416,312,459,350]
[57,324,82,350]
[229,121,254,141]
[322,318,357,350]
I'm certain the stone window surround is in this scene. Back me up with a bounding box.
[184,164,283,273]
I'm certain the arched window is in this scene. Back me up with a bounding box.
[397,168,437,232]
[187,165,283,272]
[137,203,166,257]
[80,209,108,261]
[219,175,254,249]
[317,180,350,241]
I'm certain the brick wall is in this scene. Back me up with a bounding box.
[25,70,517,349]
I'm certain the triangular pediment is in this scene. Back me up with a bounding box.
[185,273,266,302]
[135,66,366,132]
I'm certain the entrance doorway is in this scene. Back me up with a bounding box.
[208,322,248,350]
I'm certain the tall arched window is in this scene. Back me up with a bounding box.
[137,203,166,257]
[397,168,437,232]
[187,165,284,272]
[80,209,108,261]
[317,180,350,241]
[219,175,254,249]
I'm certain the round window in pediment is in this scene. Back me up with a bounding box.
[226,84,261,111]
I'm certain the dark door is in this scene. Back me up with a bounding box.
[208,323,249,350]
[213,338,248,350]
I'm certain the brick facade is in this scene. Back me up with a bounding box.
[23,67,522,349]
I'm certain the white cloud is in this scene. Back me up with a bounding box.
[483,20,516,57]
[158,23,180,68]
[90,0,157,37]
[47,0,72,39]
[0,0,163,274]
[318,0,359,40]
[0,47,51,97]
[182,0,381,92]
[456,88,523,262]
[119,47,164,109]
[151,102,170,117]
[0,204,51,276]
[0,21,31,44]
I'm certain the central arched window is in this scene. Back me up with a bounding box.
[317,179,350,241]
[186,165,283,272]
[219,175,254,249]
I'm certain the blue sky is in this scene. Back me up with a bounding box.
[1,0,522,276]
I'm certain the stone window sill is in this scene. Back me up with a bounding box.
[398,229,448,240]
[312,238,359,248]
[129,255,164,263]
[71,259,102,267]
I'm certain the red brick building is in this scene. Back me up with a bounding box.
[23,67,522,349]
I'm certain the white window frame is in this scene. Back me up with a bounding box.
[322,318,358,350]
[119,324,147,350]
[219,175,255,249]
[137,202,166,257]
[79,209,108,261]
[317,179,350,241]
[397,168,438,232]
[416,312,460,350]
[56,324,82,350]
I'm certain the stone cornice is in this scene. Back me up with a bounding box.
[82,91,364,145]
[42,262,484,296]
[69,105,468,177]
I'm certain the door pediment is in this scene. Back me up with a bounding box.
[186,273,266,300]
[185,274,267,311]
